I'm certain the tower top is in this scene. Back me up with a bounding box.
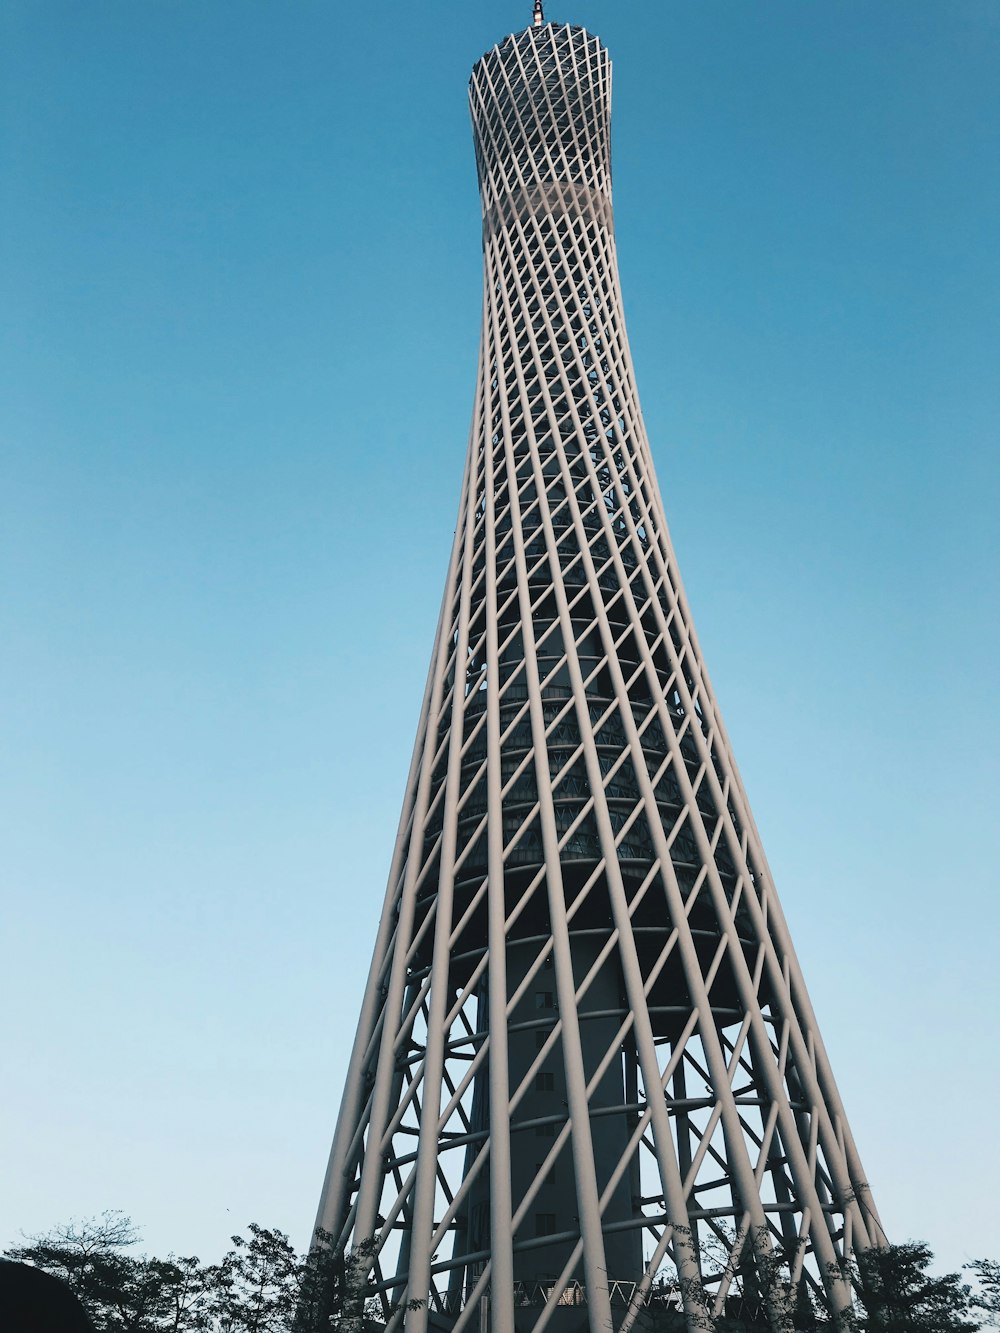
[533,0,544,28]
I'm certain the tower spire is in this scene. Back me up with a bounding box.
[533,0,544,27]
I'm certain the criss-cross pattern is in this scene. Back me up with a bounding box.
[316,21,883,1333]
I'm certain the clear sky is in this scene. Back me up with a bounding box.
[2,0,997,1276]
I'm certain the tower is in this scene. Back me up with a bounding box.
[316,13,883,1332]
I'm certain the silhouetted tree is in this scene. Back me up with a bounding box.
[5,1214,986,1333]
[968,1261,1000,1329]
[4,1212,156,1330]
[207,1225,299,1333]
[825,1243,979,1333]
[146,1255,213,1331]
[4,1215,213,1333]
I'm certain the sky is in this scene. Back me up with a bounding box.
[1,0,998,1278]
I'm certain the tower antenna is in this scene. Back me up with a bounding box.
[533,0,544,27]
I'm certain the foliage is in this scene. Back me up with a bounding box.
[836,1242,980,1333]
[208,1224,300,1333]
[3,1217,324,1333]
[639,1228,984,1333]
[293,1229,340,1333]
[4,1211,166,1332]
[968,1260,1000,1328]
[145,1255,213,1332]
[4,1215,992,1333]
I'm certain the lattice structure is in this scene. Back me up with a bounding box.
[316,15,883,1333]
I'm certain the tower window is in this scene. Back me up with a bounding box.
[535,991,554,1009]
[535,1071,555,1092]
[535,1161,557,1185]
[535,1213,556,1237]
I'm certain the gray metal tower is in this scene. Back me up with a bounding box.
[316,14,883,1333]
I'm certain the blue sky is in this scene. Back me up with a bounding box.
[1,0,997,1273]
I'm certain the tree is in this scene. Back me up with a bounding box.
[5,1211,138,1298]
[146,1256,213,1332]
[4,1215,211,1333]
[827,1243,979,1333]
[967,1261,1000,1328]
[7,1212,984,1333]
[4,1212,149,1330]
[641,1232,982,1333]
[208,1224,299,1333]
[295,1233,425,1333]
[293,1229,342,1333]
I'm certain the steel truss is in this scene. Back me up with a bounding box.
[316,17,883,1333]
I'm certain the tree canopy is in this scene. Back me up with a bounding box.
[3,1215,996,1333]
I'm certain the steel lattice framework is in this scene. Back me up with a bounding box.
[316,14,883,1333]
